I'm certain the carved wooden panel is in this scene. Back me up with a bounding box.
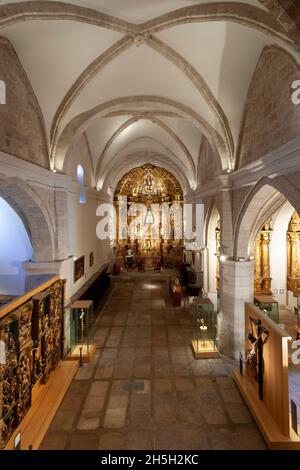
[0,279,64,449]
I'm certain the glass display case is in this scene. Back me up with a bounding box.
[254,295,279,323]
[65,300,96,362]
[190,298,219,358]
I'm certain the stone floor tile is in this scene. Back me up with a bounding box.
[49,409,76,432]
[220,387,243,404]
[39,432,68,450]
[174,378,195,391]
[67,433,100,450]
[125,428,153,450]
[154,379,173,392]
[103,408,127,429]
[225,403,253,424]
[98,431,126,450]
[234,426,267,450]
[202,404,228,425]
[75,350,100,380]
[216,376,236,389]
[210,428,237,450]
[77,410,100,430]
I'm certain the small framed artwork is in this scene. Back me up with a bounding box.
[74,256,85,283]
[89,251,94,267]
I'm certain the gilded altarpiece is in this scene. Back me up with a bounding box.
[254,220,273,294]
[287,211,300,295]
[0,279,64,449]
[114,165,184,263]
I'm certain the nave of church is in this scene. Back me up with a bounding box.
[1,0,300,454]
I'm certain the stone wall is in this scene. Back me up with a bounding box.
[198,138,220,186]
[0,38,48,167]
[65,132,94,187]
[237,46,300,168]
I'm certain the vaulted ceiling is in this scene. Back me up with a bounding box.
[0,0,298,193]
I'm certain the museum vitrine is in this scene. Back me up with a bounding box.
[254,294,279,324]
[190,298,219,358]
[66,300,96,362]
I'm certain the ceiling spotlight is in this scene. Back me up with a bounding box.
[220,255,227,262]
[52,168,57,173]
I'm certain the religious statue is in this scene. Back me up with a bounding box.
[246,317,269,400]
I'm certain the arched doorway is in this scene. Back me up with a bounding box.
[0,196,33,295]
[234,179,300,332]
[252,202,300,310]
[0,177,55,262]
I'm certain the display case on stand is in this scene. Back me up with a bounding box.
[190,297,219,359]
[66,300,96,363]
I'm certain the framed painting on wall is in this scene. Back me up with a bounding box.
[89,251,94,267]
[74,256,85,283]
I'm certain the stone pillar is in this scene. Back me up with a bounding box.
[219,259,254,360]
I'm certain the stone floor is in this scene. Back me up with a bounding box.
[41,275,266,450]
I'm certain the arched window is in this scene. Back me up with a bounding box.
[77,164,87,204]
[0,197,33,295]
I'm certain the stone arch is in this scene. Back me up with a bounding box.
[95,116,196,183]
[102,150,190,196]
[0,2,289,46]
[0,177,55,262]
[54,96,226,174]
[234,175,300,259]
[51,34,233,168]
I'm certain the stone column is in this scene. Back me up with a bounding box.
[219,259,254,360]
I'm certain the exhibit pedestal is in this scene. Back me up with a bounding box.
[67,343,96,362]
[4,360,78,450]
[234,370,300,450]
[191,339,219,359]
